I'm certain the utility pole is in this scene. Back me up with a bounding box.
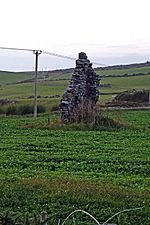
[33,50,42,118]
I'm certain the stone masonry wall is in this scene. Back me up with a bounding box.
[60,52,100,123]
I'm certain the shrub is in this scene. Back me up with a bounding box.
[6,106,18,115]
[6,105,46,115]
[18,105,33,115]
[37,105,46,114]
[94,113,123,129]
[0,107,6,115]
[50,105,59,112]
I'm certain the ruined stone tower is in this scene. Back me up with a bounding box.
[60,52,100,123]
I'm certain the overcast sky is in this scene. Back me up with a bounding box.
[1,0,150,71]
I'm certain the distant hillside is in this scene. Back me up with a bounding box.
[0,70,14,74]
[96,61,150,70]
[44,60,150,73]
[42,61,150,79]
[1,61,150,86]
[0,71,34,85]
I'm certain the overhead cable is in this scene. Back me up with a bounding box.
[0,46,107,66]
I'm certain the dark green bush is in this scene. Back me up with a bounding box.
[0,107,6,115]
[37,105,46,114]
[94,113,123,129]
[6,105,46,115]
[6,106,18,115]
[18,105,33,115]
[50,105,59,112]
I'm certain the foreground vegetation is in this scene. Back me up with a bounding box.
[0,110,150,224]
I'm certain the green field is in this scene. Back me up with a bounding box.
[0,80,67,99]
[96,66,150,76]
[0,110,150,224]
[0,71,33,86]
[1,74,149,99]
[101,74,150,94]
[0,67,150,109]
[0,66,150,223]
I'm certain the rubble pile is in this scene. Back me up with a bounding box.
[105,90,150,108]
[113,90,149,103]
[60,52,100,123]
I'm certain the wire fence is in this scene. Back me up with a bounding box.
[0,207,145,225]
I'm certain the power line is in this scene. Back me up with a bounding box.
[0,46,36,52]
[43,50,107,66]
[0,46,107,66]
[42,50,76,61]
[0,46,107,117]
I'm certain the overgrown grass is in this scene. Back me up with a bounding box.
[0,99,60,115]
[0,104,46,115]
[0,177,149,225]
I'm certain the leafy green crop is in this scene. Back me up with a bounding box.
[0,110,149,224]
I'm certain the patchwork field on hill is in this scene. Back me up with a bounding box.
[0,71,33,85]
[0,66,150,111]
